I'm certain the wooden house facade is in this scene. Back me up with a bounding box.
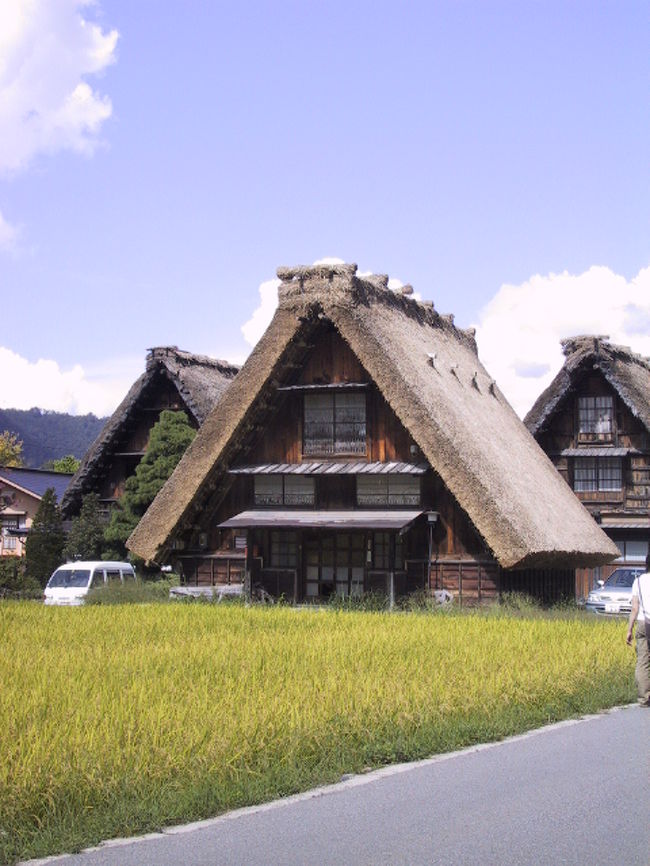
[525,336,650,600]
[61,347,239,519]
[128,264,616,605]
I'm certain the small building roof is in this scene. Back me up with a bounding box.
[128,264,618,570]
[61,346,239,517]
[0,467,72,503]
[525,335,650,436]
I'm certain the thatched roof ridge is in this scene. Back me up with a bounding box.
[128,265,617,568]
[525,335,650,436]
[61,347,239,517]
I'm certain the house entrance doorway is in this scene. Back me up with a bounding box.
[304,532,365,599]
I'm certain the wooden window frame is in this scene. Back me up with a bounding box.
[303,392,367,457]
[356,474,421,507]
[270,530,298,569]
[573,456,622,492]
[254,475,315,506]
[577,395,615,442]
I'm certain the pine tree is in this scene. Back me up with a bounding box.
[24,488,65,586]
[103,410,195,560]
[63,493,105,561]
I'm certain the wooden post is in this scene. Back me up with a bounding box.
[389,532,396,610]
[244,530,252,601]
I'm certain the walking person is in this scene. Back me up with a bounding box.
[625,553,650,707]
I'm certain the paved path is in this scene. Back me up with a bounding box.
[26,706,649,866]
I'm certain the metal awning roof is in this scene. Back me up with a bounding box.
[600,517,650,530]
[229,461,428,475]
[276,383,369,392]
[560,447,638,457]
[219,510,424,531]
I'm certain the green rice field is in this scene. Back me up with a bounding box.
[0,602,634,864]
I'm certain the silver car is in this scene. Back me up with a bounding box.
[585,567,645,615]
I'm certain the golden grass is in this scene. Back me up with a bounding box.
[0,602,633,863]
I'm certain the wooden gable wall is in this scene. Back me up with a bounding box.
[245,327,415,465]
[535,370,650,512]
[97,372,198,503]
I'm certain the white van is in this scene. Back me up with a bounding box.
[44,561,136,606]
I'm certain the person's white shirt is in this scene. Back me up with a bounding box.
[631,571,650,621]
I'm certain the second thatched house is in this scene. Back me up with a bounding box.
[61,346,239,519]
[128,264,617,603]
[525,335,650,599]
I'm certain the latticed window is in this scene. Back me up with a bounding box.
[357,474,421,506]
[574,457,622,492]
[578,395,614,435]
[254,475,315,506]
[270,531,298,568]
[254,475,283,505]
[373,532,390,569]
[303,392,366,456]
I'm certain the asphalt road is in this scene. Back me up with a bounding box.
[25,706,649,866]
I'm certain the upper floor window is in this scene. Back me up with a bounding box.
[578,395,614,437]
[303,392,366,456]
[574,457,622,492]
[1,518,17,551]
[254,474,315,506]
[357,474,421,506]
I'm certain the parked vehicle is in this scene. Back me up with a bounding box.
[44,561,136,606]
[584,566,645,615]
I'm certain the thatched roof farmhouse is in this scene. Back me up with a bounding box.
[525,335,650,597]
[128,265,616,603]
[62,346,239,518]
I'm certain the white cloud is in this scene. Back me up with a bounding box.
[0,0,118,176]
[242,261,423,348]
[241,278,280,347]
[474,265,650,418]
[0,207,19,250]
[0,346,140,416]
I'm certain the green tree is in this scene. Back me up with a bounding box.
[63,493,105,561]
[24,488,65,586]
[42,455,81,474]
[0,431,23,467]
[103,410,195,560]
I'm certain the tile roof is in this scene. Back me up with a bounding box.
[0,467,72,502]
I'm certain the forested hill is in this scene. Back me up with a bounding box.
[0,408,106,468]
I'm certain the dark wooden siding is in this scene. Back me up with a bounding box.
[98,372,197,502]
[245,329,417,465]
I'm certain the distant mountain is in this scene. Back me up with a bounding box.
[0,408,106,469]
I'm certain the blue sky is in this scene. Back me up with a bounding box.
[1,1,648,417]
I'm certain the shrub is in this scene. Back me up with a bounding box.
[0,559,42,599]
[84,576,178,605]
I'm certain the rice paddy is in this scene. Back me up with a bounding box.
[0,602,634,864]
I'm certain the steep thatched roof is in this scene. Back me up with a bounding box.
[61,347,239,517]
[525,335,650,436]
[128,265,617,569]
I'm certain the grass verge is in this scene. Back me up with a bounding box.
[0,602,634,863]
